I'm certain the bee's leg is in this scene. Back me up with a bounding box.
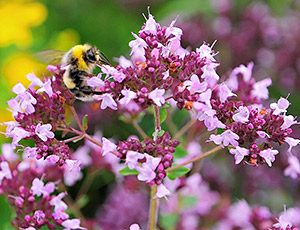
[70,86,104,101]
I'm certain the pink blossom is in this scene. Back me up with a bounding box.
[98,93,117,110]
[165,16,183,39]
[65,159,81,179]
[125,151,144,170]
[36,79,54,97]
[35,123,54,142]
[62,218,86,230]
[101,65,126,83]
[155,183,171,199]
[259,148,279,167]
[218,83,236,103]
[251,78,272,100]
[196,42,217,62]
[148,88,165,107]
[136,153,161,183]
[184,74,208,94]
[119,89,137,105]
[285,137,300,153]
[231,62,254,82]
[0,121,19,137]
[270,97,290,115]
[284,155,300,179]
[129,33,147,57]
[281,115,298,130]
[208,130,239,147]
[46,155,60,163]
[73,146,92,167]
[140,11,158,35]
[7,98,23,116]
[10,127,31,146]
[26,73,43,89]
[31,178,55,197]
[115,56,133,68]
[0,161,12,185]
[232,106,250,123]
[50,192,68,211]
[201,63,220,86]
[129,224,141,230]
[86,76,105,88]
[12,82,26,94]
[1,143,19,162]
[228,200,252,228]
[101,137,117,156]
[273,206,293,230]
[46,65,58,71]
[52,209,69,220]
[229,146,249,164]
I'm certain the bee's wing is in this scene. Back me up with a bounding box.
[35,49,66,65]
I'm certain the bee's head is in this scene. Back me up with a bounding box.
[86,47,99,64]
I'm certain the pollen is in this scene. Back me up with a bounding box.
[136,62,146,69]
[259,108,267,115]
[183,101,193,111]
[168,63,177,72]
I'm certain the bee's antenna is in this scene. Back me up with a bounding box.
[98,50,111,66]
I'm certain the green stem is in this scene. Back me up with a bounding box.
[148,185,158,230]
[173,119,197,140]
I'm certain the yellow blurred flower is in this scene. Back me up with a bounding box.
[0,0,47,48]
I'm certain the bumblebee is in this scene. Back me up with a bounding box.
[37,44,110,101]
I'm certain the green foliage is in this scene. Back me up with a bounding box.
[159,108,168,124]
[173,144,188,159]
[167,166,190,180]
[0,196,12,229]
[119,166,139,176]
[160,213,179,230]
[82,114,88,131]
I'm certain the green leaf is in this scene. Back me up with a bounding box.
[181,196,197,207]
[167,166,190,180]
[163,102,172,108]
[77,194,89,208]
[82,114,88,131]
[152,129,165,138]
[0,196,11,229]
[217,128,225,134]
[173,144,188,159]
[119,166,139,176]
[160,213,179,230]
[72,136,84,143]
[159,108,168,124]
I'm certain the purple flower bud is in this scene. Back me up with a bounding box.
[163,161,170,168]
[157,163,164,172]
[149,180,155,186]
[165,154,173,160]
[28,196,35,202]
[248,123,254,129]
[148,67,155,72]
[25,215,31,222]
[158,173,165,179]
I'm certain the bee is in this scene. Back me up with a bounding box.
[36,44,110,101]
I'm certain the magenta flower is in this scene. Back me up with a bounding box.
[285,137,300,153]
[259,148,279,167]
[284,155,300,179]
[125,151,144,170]
[136,153,161,183]
[0,161,12,185]
[129,223,141,230]
[36,79,54,97]
[129,32,147,62]
[1,143,19,162]
[140,11,158,35]
[270,97,290,115]
[86,76,105,88]
[31,178,55,197]
[7,98,23,117]
[102,137,117,156]
[155,183,171,199]
[251,78,272,100]
[228,200,252,228]
[64,159,81,179]
[26,72,43,90]
[119,88,137,105]
[50,192,68,211]
[52,209,69,220]
[229,146,249,164]
[273,206,293,230]
[10,127,31,146]
[98,93,117,110]
[231,62,254,83]
[281,115,298,130]
[35,123,54,142]
[218,83,236,103]
[208,130,239,147]
[61,219,86,230]
[101,65,126,83]
[232,106,250,123]
[148,88,165,107]
[184,74,208,94]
